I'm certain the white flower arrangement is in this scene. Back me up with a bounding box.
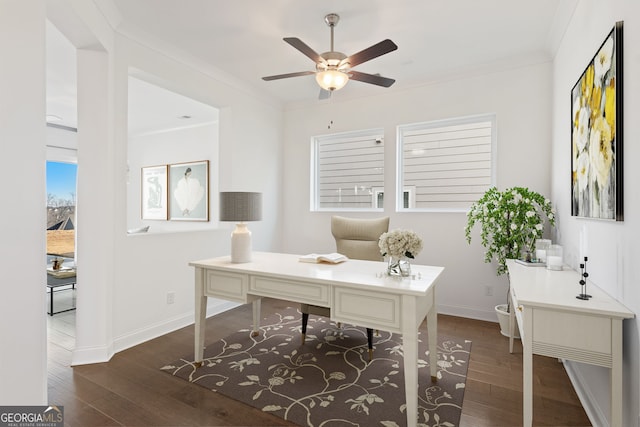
[378,229,423,259]
[465,186,555,275]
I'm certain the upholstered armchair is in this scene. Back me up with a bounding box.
[301,215,390,359]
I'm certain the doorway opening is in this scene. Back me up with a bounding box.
[46,18,78,357]
[46,160,77,350]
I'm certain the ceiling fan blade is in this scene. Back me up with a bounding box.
[349,71,396,88]
[283,37,325,64]
[318,88,332,100]
[262,71,315,81]
[343,39,398,68]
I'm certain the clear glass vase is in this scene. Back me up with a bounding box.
[387,256,411,277]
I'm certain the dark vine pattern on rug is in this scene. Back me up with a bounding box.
[162,307,471,427]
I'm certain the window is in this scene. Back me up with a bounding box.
[311,129,384,211]
[46,161,77,257]
[397,114,496,211]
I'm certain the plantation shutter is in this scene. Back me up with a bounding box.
[399,116,495,210]
[314,130,384,209]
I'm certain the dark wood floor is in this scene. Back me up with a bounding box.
[47,298,591,426]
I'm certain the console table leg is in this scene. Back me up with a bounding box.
[509,293,515,353]
[611,318,623,427]
[523,307,533,427]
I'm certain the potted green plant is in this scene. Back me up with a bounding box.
[465,186,555,336]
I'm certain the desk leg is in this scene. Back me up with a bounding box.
[523,307,533,427]
[402,296,419,427]
[194,268,207,366]
[427,293,438,380]
[252,298,262,337]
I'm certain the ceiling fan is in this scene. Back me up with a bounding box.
[262,13,398,98]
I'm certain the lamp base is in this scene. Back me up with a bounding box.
[231,223,252,263]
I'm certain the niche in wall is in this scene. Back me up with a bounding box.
[126,71,220,234]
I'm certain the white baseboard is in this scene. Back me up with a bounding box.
[73,302,496,366]
[113,300,239,354]
[71,343,114,366]
[113,312,194,355]
[438,303,498,323]
[563,360,608,427]
[71,300,240,366]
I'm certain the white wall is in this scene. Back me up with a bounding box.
[551,1,640,425]
[102,33,284,355]
[73,46,117,364]
[15,0,286,368]
[0,0,48,405]
[282,61,553,321]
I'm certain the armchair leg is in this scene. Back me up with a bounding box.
[301,312,310,344]
[366,328,374,361]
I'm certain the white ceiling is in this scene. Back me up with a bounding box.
[46,0,578,130]
[128,74,219,136]
[46,21,219,134]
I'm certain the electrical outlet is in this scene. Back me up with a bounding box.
[484,285,494,296]
[166,292,175,304]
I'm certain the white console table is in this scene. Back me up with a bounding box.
[190,252,444,427]
[507,259,634,427]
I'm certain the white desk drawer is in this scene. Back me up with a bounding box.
[205,270,248,302]
[250,277,329,305]
[332,287,401,331]
[532,308,613,365]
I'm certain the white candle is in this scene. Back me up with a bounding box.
[580,225,588,260]
[547,255,563,270]
[536,249,547,263]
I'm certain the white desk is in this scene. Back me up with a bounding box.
[190,252,444,427]
[507,259,634,427]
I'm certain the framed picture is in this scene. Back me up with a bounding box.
[141,165,168,220]
[571,21,623,221]
[168,160,209,221]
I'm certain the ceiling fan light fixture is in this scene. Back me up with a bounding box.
[316,69,348,91]
[262,13,397,97]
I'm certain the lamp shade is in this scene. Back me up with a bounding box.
[219,192,262,222]
[219,192,262,263]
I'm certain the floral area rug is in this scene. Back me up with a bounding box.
[161,307,471,427]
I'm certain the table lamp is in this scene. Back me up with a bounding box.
[219,192,262,263]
